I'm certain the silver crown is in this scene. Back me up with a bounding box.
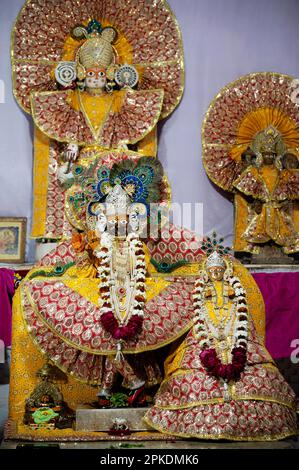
[206,251,226,269]
[105,184,131,214]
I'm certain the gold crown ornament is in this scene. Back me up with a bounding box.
[251,125,286,157]
[72,20,118,80]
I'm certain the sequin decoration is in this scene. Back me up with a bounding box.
[202,72,299,191]
[147,225,204,263]
[145,400,297,440]
[12,0,184,118]
[31,89,164,147]
[23,276,195,357]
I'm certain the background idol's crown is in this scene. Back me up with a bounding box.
[251,125,286,156]
[72,20,118,74]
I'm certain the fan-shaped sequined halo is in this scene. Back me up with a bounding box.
[11,0,184,119]
[202,72,299,191]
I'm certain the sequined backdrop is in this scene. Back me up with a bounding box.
[1,0,299,262]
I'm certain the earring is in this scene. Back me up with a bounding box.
[274,156,282,170]
[223,268,233,281]
[95,213,107,236]
[129,213,139,233]
[255,153,263,167]
[198,269,209,283]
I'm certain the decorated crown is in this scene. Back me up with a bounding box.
[72,20,117,78]
[55,19,140,88]
[251,125,286,156]
[87,156,165,215]
[105,184,132,213]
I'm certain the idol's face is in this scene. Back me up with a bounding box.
[262,153,275,165]
[41,394,50,404]
[207,266,225,281]
[85,67,106,89]
[106,213,129,237]
[67,143,78,153]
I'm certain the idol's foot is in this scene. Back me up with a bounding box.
[96,387,112,408]
[97,396,111,408]
[127,385,146,407]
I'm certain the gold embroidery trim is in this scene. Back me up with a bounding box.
[22,282,194,356]
[201,72,295,191]
[143,415,298,441]
[31,127,50,238]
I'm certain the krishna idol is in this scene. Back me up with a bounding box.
[7,151,206,438]
[11,0,184,242]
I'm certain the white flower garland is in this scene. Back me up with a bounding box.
[193,271,248,351]
[95,232,146,326]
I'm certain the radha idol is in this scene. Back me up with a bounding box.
[145,251,298,440]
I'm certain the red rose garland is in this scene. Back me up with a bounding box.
[100,311,143,341]
[199,346,247,381]
[193,271,248,381]
[96,232,146,342]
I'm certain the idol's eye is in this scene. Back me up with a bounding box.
[87,71,95,77]
[119,219,127,225]
[99,71,105,77]
[108,219,116,225]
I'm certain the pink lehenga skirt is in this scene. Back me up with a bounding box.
[145,329,298,441]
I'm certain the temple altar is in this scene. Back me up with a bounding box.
[0,0,299,448]
[2,266,299,396]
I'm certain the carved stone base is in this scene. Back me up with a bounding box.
[251,245,297,265]
[75,406,152,432]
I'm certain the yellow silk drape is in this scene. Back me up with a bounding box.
[230,107,299,162]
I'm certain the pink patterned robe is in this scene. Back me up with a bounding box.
[145,317,298,441]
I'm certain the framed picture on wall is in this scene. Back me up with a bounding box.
[0,217,27,263]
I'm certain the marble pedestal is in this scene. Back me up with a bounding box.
[75,406,152,432]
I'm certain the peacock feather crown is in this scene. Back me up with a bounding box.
[66,154,169,230]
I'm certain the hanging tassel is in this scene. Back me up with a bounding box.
[223,381,230,402]
[115,342,125,363]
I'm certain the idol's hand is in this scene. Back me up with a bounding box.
[57,163,73,184]
[64,143,79,163]
[252,200,263,214]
